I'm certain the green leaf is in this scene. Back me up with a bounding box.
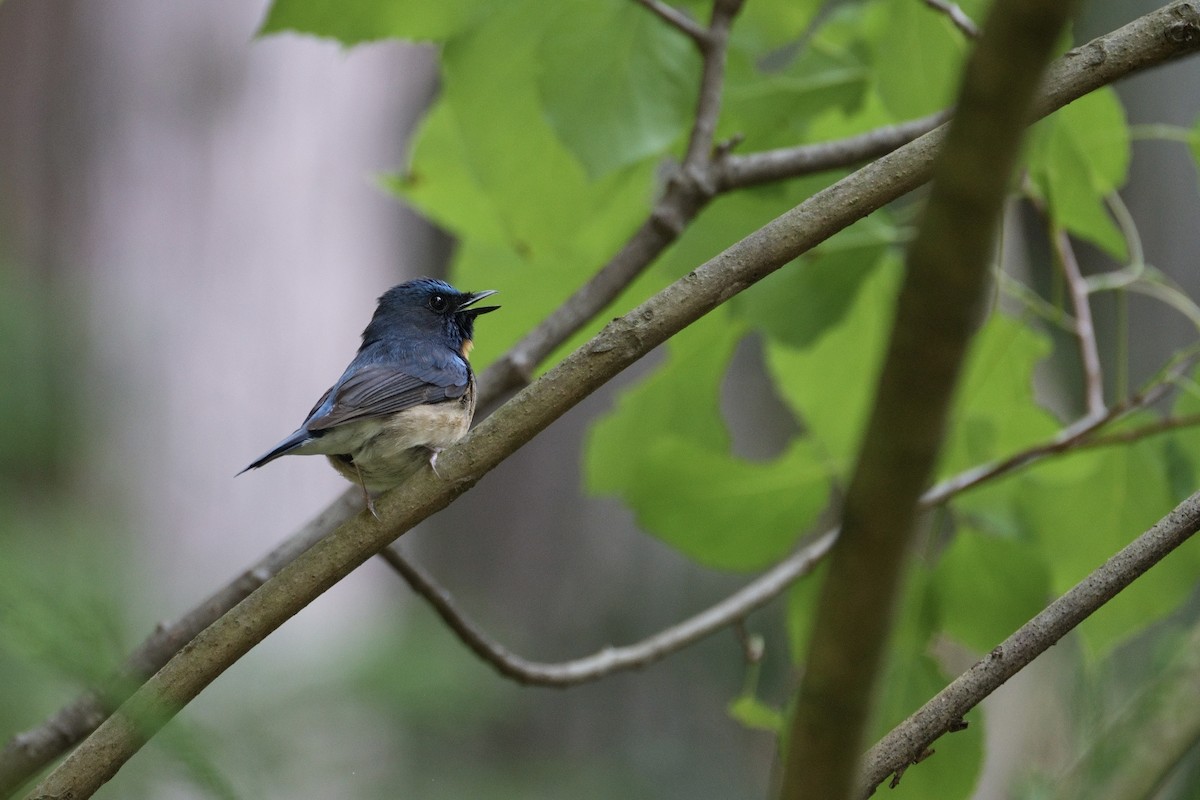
[1015,439,1200,657]
[259,0,486,43]
[939,312,1059,476]
[718,46,868,151]
[764,254,903,473]
[932,527,1051,652]
[1190,112,1200,192]
[1027,87,1131,258]
[585,311,832,570]
[731,222,891,349]
[867,0,975,119]
[537,0,700,179]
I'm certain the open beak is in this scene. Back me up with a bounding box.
[460,289,500,316]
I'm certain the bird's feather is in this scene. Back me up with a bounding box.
[307,361,468,432]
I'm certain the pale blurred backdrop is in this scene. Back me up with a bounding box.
[0,1,1197,798]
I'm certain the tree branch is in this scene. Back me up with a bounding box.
[1054,227,1107,417]
[860,488,1200,796]
[922,0,981,38]
[12,3,1200,796]
[778,0,1080,796]
[633,0,710,49]
[682,0,744,168]
[379,531,836,687]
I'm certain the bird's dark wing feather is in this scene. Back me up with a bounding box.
[306,360,469,432]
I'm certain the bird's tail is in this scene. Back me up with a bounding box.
[237,429,311,475]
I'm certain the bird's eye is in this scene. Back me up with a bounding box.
[428,294,449,313]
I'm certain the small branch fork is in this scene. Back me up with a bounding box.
[1027,186,1107,420]
[634,0,711,48]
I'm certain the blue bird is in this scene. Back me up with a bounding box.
[240,278,499,516]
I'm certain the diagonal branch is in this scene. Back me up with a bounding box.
[379,531,836,687]
[633,0,710,49]
[13,3,1200,796]
[1054,227,1107,417]
[861,488,1200,796]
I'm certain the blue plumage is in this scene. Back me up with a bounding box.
[240,278,498,513]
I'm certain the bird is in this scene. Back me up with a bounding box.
[239,278,499,517]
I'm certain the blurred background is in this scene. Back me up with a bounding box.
[0,1,1197,798]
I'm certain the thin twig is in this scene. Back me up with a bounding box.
[925,350,1199,504]
[633,0,711,48]
[1074,412,1200,450]
[716,111,951,191]
[682,0,744,168]
[922,0,981,38]
[1056,228,1106,417]
[379,531,836,687]
[860,489,1200,796]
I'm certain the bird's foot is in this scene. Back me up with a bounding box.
[363,491,380,521]
[353,461,381,521]
[428,448,444,479]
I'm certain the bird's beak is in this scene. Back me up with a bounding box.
[461,289,500,316]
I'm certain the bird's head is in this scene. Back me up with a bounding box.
[363,278,499,357]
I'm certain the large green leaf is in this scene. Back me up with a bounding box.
[731,221,891,349]
[765,254,903,474]
[932,526,1052,652]
[718,46,868,151]
[585,311,831,570]
[939,313,1059,476]
[867,0,975,119]
[1026,87,1130,258]
[537,0,700,179]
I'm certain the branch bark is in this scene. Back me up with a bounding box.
[778,0,1081,796]
[10,2,1200,796]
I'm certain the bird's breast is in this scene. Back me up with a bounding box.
[325,392,475,492]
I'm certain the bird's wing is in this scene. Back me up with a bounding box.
[306,361,469,432]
